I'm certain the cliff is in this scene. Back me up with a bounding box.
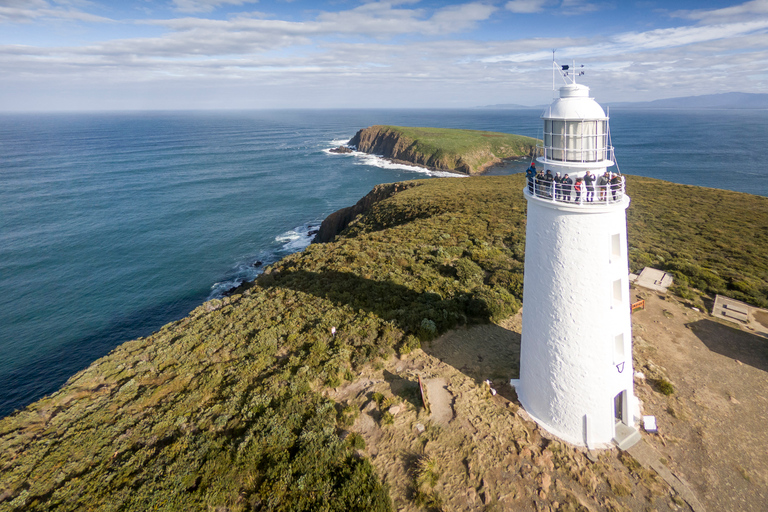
[2,175,767,511]
[313,181,417,243]
[348,125,538,175]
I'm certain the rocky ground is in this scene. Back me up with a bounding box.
[329,288,768,511]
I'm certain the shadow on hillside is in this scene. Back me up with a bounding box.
[267,269,490,333]
[421,323,521,402]
[687,319,768,373]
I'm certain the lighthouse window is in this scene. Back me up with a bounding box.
[566,121,582,161]
[612,278,623,307]
[611,233,622,261]
[614,333,625,364]
[552,120,565,160]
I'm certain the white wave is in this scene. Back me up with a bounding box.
[276,222,320,252]
[207,221,321,300]
[351,151,465,178]
[330,138,351,146]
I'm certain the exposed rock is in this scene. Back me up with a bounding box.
[329,145,354,154]
[347,125,537,175]
[312,181,418,243]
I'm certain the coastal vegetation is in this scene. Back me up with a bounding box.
[1,173,767,510]
[348,125,538,174]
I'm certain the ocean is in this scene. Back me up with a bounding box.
[1,108,766,418]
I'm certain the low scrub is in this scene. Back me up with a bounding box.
[1,173,766,510]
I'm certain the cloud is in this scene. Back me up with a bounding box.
[1,0,767,110]
[558,0,602,14]
[171,0,260,14]
[0,0,113,23]
[505,0,549,13]
[313,1,495,37]
[672,0,768,23]
[613,19,768,51]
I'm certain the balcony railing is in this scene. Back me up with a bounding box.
[525,176,626,204]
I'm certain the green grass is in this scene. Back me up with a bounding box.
[386,125,537,159]
[1,173,766,510]
[357,126,538,174]
[626,177,768,307]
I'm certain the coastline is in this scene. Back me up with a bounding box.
[2,174,768,510]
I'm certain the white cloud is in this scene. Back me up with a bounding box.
[172,0,260,14]
[1,0,767,110]
[672,0,768,23]
[0,0,112,23]
[505,0,548,13]
[613,19,768,51]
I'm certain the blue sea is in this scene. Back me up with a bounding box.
[1,108,766,418]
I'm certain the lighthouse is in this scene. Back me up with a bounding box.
[513,64,640,450]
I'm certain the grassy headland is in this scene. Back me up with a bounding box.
[1,174,767,510]
[348,125,538,174]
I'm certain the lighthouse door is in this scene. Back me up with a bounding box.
[614,391,625,424]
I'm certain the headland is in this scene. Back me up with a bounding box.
[338,125,539,175]
[2,169,768,510]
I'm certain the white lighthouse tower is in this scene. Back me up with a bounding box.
[514,63,640,449]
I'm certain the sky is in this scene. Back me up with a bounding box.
[1,0,767,110]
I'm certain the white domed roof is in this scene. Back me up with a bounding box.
[542,83,607,120]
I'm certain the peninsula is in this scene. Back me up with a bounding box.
[1,174,767,511]
[341,125,538,175]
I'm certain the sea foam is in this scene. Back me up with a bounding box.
[325,139,464,178]
[208,221,321,299]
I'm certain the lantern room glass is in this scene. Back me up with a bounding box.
[543,119,607,162]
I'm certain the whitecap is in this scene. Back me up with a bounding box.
[351,151,465,178]
[206,220,322,300]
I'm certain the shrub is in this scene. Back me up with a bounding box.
[455,257,484,287]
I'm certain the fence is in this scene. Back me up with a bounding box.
[526,175,625,204]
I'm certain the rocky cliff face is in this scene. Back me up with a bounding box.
[313,181,418,243]
[348,126,475,174]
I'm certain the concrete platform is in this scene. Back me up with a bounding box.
[631,267,674,293]
[712,294,768,337]
[613,422,641,450]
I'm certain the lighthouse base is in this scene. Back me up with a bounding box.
[511,379,642,450]
[614,422,642,450]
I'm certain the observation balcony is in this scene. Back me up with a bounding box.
[524,176,627,207]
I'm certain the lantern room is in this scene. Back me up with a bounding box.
[540,83,613,168]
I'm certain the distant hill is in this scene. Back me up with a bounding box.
[478,92,768,110]
[475,103,542,110]
[606,92,768,109]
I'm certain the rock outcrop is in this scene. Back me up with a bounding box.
[313,181,418,243]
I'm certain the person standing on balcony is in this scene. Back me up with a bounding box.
[525,161,537,194]
[554,172,562,200]
[544,170,555,198]
[597,171,609,201]
[561,174,573,201]
[610,173,622,201]
[584,171,596,202]
[574,177,584,202]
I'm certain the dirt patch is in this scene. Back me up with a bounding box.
[753,309,768,330]
[330,309,683,511]
[330,291,768,510]
[631,290,768,511]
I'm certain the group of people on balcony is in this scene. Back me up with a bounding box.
[525,162,624,203]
